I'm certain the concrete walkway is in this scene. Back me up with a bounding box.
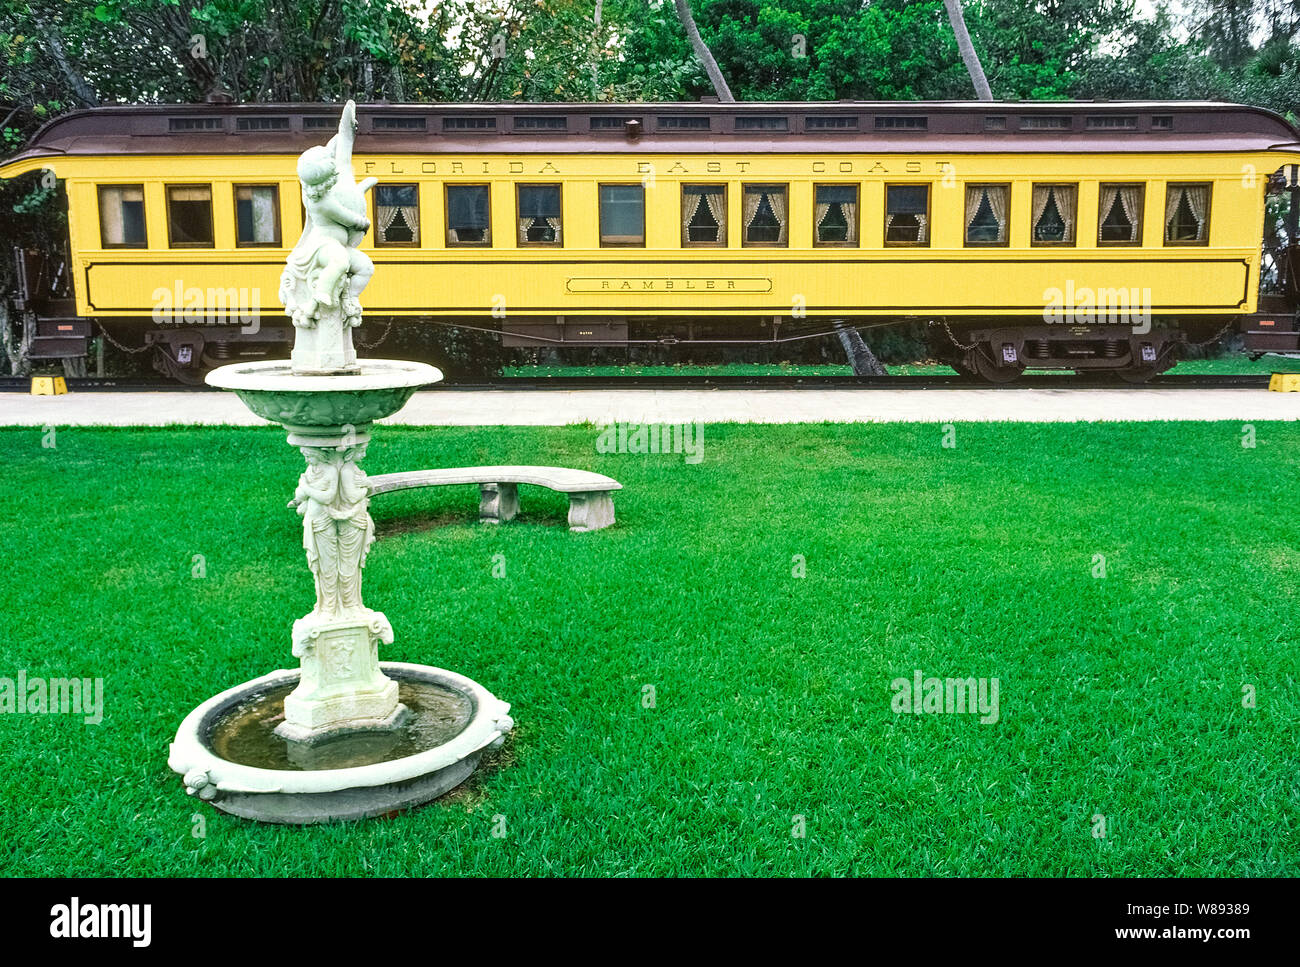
[5,386,1300,426]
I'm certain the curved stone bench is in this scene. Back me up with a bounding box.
[367,466,622,532]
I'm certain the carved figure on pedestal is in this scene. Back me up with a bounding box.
[280,99,377,373]
[290,445,376,617]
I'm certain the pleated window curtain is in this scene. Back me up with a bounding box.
[1099,185,1142,243]
[703,189,726,245]
[1034,185,1076,243]
[815,185,857,243]
[964,186,982,234]
[1117,186,1143,241]
[767,188,787,244]
[986,186,1008,243]
[518,185,561,244]
[681,185,726,245]
[375,185,419,244]
[741,186,787,244]
[1056,186,1077,242]
[1165,184,1209,242]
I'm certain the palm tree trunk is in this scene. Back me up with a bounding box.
[942,0,993,100]
[672,0,734,102]
[834,320,887,377]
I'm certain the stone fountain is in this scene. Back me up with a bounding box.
[168,101,512,823]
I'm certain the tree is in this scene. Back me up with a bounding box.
[672,0,733,100]
[942,0,992,99]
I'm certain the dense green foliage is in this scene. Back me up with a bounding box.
[1,422,1297,875]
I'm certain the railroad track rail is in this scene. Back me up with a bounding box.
[0,373,1277,392]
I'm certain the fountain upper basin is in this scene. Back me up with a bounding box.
[206,358,442,428]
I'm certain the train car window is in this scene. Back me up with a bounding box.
[1098,183,1144,244]
[98,185,147,248]
[234,185,281,246]
[166,185,214,248]
[742,185,788,246]
[517,184,563,246]
[814,185,858,246]
[375,184,420,246]
[598,185,645,246]
[1031,184,1077,245]
[682,185,727,246]
[964,184,1010,246]
[445,185,490,246]
[1164,183,1211,245]
[885,185,929,246]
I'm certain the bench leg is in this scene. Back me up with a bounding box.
[568,490,615,532]
[479,482,519,524]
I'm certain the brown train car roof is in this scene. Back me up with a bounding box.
[5,100,1300,165]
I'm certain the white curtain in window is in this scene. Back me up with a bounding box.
[1164,186,1185,237]
[767,189,787,243]
[742,190,762,229]
[915,213,928,242]
[682,191,704,243]
[1098,186,1119,242]
[815,202,831,229]
[987,186,1008,242]
[1056,186,1077,242]
[1118,186,1142,240]
[704,189,726,245]
[843,202,857,242]
[1031,185,1051,231]
[378,203,418,243]
[964,187,983,230]
[546,217,561,244]
[250,189,276,242]
[1185,184,1209,240]
[100,188,126,244]
[517,218,532,245]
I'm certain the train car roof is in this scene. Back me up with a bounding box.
[4,100,1299,167]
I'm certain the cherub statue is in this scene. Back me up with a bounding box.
[280,100,377,358]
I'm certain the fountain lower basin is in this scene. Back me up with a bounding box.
[169,662,512,824]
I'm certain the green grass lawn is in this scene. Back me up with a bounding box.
[503,354,1300,378]
[2,422,1298,876]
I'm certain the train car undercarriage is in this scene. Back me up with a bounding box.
[39,310,1283,384]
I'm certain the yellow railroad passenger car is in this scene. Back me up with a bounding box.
[3,100,1299,381]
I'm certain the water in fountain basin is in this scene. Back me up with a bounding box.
[208,679,474,771]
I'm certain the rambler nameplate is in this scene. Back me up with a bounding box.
[566,277,773,293]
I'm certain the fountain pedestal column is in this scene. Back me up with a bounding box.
[273,420,403,741]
